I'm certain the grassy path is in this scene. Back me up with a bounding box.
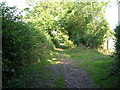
[22,46,118,88]
[59,52,97,88]
[25,49,97,88]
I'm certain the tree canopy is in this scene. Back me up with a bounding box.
[1,1,114,88]
[24,1,111,48]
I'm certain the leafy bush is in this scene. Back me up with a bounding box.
[2,2,31,79]
[1,2,53,87]
[51,30,74,48]
[114,25,120,75]
[58,2,110,48]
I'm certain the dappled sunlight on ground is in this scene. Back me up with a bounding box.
[47,58,70,65]
[26,47,117,88]
[52,58,57,61]
[54,48,64,51]
[62,54,71,57]
[97,49,113,55]
[24,47,118,88]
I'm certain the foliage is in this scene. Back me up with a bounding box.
[51,30,74,48]
[58,2,110,48]
[1,2,53,87]
[2,2,31,79]
[114,25,120,75]
[25,1,110,49]
[2,0,113,88]
[24,2,74,48]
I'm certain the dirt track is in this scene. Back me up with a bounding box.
[25,52,99,88]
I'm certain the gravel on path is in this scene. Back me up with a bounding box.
[25,51,100,88]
